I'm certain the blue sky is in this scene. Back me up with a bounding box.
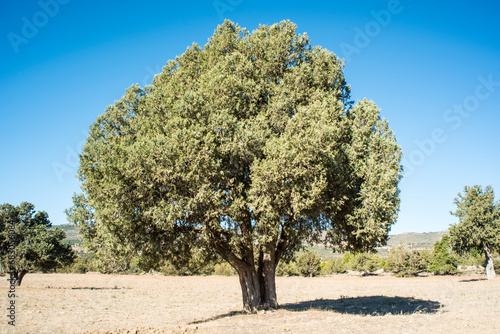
[1,0,499,234]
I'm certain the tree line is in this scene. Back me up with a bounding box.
[1,184,499,287]
[58,234,499,278]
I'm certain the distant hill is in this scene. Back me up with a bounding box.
[386,230,448,249]
[309,230,448,259]
[53,223,448,257]
[53,223,80,245]
[374,230,448,257]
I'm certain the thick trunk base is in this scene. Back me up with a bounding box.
[236,255,279,313]
[237,265,261,313]
[258,252,278,310]
[10,270,27,286]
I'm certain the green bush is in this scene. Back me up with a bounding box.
[320,257,345,275]
[59,255,97,274]
[160,262,188,276]
[276,260,297,277]
[384,243,430,277]
[213,262,236,276]
[294,251,321,277]
[154,252,221,276]
[123,257,142,274]
[71,257,92,274]
[429,235,458,275]
[456,248,485,268]
[344,253,384,273]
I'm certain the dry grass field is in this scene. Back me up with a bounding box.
[1,273,499,334]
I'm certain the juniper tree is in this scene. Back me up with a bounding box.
[450,185,500,280]
[0,202,75,285]
[73,20,402,312]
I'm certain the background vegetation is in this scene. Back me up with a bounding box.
[54,224,499,277]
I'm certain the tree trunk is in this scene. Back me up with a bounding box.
[13,270,28,286]
[236,264,261,313]
[257,251,279,309]
[483,246,496,280]
[234,252,279,313]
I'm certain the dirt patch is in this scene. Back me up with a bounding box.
[1,273,499,333]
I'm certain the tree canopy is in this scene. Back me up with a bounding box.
[0,202,75,285]
[72,20,402,311]
[450,185,500,279]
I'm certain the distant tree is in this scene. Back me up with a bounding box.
[72,20,402,312]
[428,235,458,275]
[0,202,75,285]
[450,185,500,280]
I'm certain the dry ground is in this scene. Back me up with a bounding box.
[1,273,499,334]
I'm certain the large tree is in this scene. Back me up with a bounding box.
[74,20,402,312]
[450,185,500,280]
[0,202,75,285]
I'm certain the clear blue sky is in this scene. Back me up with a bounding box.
[1,0,499,234]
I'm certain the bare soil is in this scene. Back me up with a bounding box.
[1,273,499,333]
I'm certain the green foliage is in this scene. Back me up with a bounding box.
[0,202,75,284]
[156,253,221,276]
[343,252,384,273]
[450,186,500,253]
[294,251,321,277]
[320,257,346,275]
[65,193,137,274]
[450,186,500,254]
[70,20,402,310]
[75,19,401,261]
[160,262,186,276]
[428,235,458,275]
[384,243,431,277]
[213,262,237,276]
[455,249,485,268]
[276,259,297,277]
[450,185,499,278]
[59,255,97,274]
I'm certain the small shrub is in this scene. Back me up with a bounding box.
[213,262,236,276]
[276,261,297,276]
[429,235,458,275]
[384,243,430,277]
[124,257,142,274]
[320,257,345,275]
[160,262,187,276]
[346,253,384,273]
[59,255,97,274]
[456,249,485,268]
[295,251,321,277]
[71,258,91,274]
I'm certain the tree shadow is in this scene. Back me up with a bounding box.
[189,311,247,325]
[459,278,486,283]
[45,286,129,290]
[281,296,442,315]
[189,296,443,324]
